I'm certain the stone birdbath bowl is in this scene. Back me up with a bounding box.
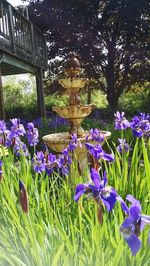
[53,104,95,136]
[43,130,111,172]
[59,78,87,90]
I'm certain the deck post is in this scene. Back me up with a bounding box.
[0,66,5,120]
[8,4,16,54]
[35,67,46,118]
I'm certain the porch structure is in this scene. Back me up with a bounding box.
[0,0,47,119]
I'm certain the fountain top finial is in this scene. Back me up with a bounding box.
[64,52,81,77]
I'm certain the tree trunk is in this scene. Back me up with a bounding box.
[87,87,91,104]
[35,67,46,118]
[107,92,119,111]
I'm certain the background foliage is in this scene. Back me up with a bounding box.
[3,75,150,120]
[23,0,150,109]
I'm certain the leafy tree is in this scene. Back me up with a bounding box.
[24,0,150,109]
[3,75,37,115]
[3,77,24,109]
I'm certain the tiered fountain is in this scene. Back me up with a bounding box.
[43,54,111,171]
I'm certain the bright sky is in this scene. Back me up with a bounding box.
[7,0,27,6]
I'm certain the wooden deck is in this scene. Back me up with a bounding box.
[0,0,47,118]
[0,0,47,73]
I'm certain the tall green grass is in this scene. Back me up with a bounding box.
[0,137,149,266]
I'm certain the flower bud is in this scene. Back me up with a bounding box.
[19,180,28,213]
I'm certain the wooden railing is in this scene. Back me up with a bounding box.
[0,0,47,70]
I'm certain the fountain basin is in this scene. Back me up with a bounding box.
[53,104,95,120]
[43,130,111,174]
[42,131,111,154]
[59,78,88,90]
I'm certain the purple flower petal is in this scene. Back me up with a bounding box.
[117,138,131,153]
[101,189,117,212]
[125,234,141,256]
[61,166,69,176]
[130,206,141,220]
[99,171,108,189]
[85,143,94,150]
[122,217,135,228]
[102,153,114,162]
[126,195,141,207]
[19,180,25,190]
[120,194,150,255]
[132,130,141,138]
[117,195,129,215]
[74,190,85,201]
[74,184,86,201]
[90,168,100,188]
[141,214,150,224]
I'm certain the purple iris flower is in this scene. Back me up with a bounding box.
[74,168,120,212]
[32,151,46,173]
[57,148,72,175]
[68,134,82,152]
[10,119,26,138]
[46,153,57,175]
[120,195,150,256]
[58,155,69,175]
[130,113,150,137]
[5,131,14,147]
[114,112,130,130]
[130,115,143,137]
[5,132,22,148]
[13,140,29,157]
[62,148,72,165]
[5,119,26,148]
[86,129,104,143]
[5,132,28,157]
[117,138,131,153]
[85,143,114,162]
[68,134,78,152]
[26,122,39,146]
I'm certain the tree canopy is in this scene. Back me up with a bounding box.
[24,0,150,108]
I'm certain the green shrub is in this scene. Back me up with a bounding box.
[45,93,68,108]
[3,75,150,121]
[119,83,150,115]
